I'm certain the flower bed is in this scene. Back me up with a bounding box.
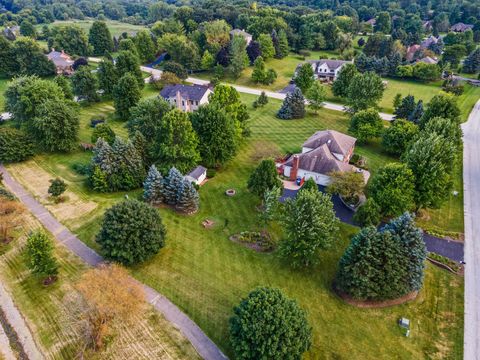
[427,252,463,275]
[230,231,275,252]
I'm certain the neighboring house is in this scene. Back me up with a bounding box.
[297,59,350,82]
[365,18,376,27]
[450,22,474,32]
[2,25,19,41]
[185,165,207,185]
[280,130,369,186]
[229,29,252,45]
[417,56,438,64]
[406,44,422,62]
[420,35,438,49]
[47,49,74,75]
[160,84,212,112]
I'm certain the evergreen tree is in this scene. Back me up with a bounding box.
[251,56,266,83]
[276,30,289,59]
[89,20,114,56]
[229,35,248,79]
[113,73,141,120]
[294,63,314,93]
[277,88,305,119]
[394,95,416,120]
[176,179,200,214]
[463,48,480,73]
[258,33,275,60]
[163,167,184,205]
[97,60,118,96]
[408,100,424,123]
[143,164,164,204]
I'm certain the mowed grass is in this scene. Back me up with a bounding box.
[5,89,464,359]
[0,214,200,359]
[40,19,147,36]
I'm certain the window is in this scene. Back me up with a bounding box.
[182,100,185,106]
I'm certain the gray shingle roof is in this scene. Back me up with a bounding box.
[160,84,210,101]
[230,29,251,37]
[450,22,473,32]
[187,165,207,180]
[302,130,356,157]
[285,144,353,175]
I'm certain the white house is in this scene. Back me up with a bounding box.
[160,84,212,112]
[185,166,207,185]
[281,130,369,186]
[297,59,351,82]
[229,29,252,45]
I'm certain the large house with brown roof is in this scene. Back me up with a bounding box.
[281,130,369,186]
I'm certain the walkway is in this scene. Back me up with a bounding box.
[139,66,395,121]
[0,165,227,360]
[280,187,464,262]
[462,99,480,360]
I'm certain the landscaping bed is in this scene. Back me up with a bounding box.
[229,231,275,252]
[334,287,419,309]
[428,253,463,275]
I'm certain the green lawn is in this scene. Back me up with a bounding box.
[6,92,464,359]
[39,19,147,36]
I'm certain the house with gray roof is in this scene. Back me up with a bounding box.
[450,22,473,32]
[229,29,252,45]
[297,59,351,82]
[281,130,369,185]
[420,35,439,49]
[185,165,207,185]
[160,84,213,112]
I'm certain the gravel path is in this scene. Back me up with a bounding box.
[0,165,227,360]
[462,99,480,360]
[0,282,44,359]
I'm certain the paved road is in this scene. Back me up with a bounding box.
[0,166,227,360]
[281,187,464,262]
[462,99,480,360]
[139,66,395,121]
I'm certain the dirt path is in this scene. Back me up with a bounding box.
[0,282,44,359]
[0,316,16,360]
[0,165,227,360]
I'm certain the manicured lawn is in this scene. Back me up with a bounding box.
[6,91,464,359]
[195,50,340,92]
[0,211,200,359]
[40,19,147,36]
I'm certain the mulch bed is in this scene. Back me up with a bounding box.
[229,234,274,253]
[334,286,418,308]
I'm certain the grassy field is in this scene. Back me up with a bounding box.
[40,19,147,36]
[0,206,200,359]
[5,92,464,359]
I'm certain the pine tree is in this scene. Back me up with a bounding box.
[394,95,416,120]
[143,165,164,204]
[176,179,200,214]
[25,231,59,283]
[277,88,305,119]
[276,30,289,59]
[163,167,184,205]
[271,29,280,58]
[463,48,480,73]
[251,56,266,83]
[408,100,424,123]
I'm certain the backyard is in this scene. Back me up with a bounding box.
[4,92,465,359]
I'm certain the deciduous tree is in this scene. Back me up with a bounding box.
[294,63,314,93]
[88,20,113,56]
[113,73,141,120]
[71,66,100,102]
[306,81,327,114]
[25,231,59,283]
[247,159,282,198]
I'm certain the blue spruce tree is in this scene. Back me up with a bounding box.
[277,88,305,119]
[176,179,200,214]
[163,167,184,206]
[143,164,164,204]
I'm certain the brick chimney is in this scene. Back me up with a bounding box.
[290,155,300,181]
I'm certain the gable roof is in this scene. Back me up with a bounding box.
[186,165,207,180]
[160,84,211,101]
[306,59,349,71]
[417,56,438,64]
[47,50,74,67]
[302,130,356,156]
[420,35,438,49]
[285,144,354,175]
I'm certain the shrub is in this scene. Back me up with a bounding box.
[162,61,188,79]
[353,198,381,226]
[0,128,35,163]
[91,123,115,145]
[48,178,67,200]
[96,199,166,265]
[229,287,312,359]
